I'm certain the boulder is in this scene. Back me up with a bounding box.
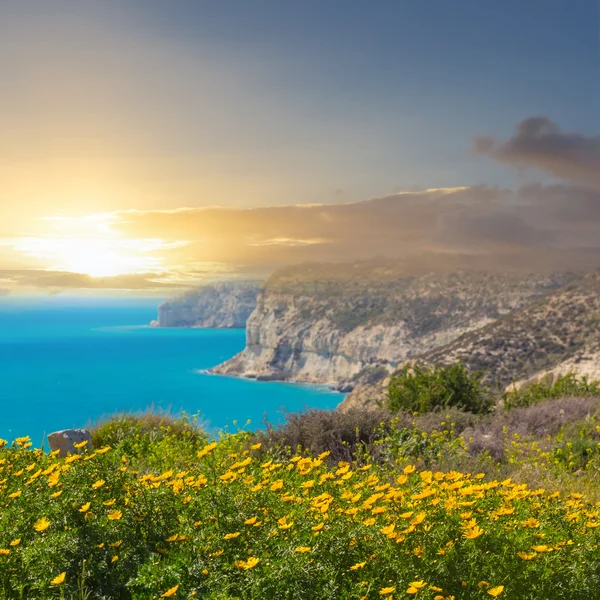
[47,429,92,457]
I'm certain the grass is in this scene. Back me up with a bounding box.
[2,394,600,599]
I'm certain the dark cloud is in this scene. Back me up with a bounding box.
[474,117,600,189]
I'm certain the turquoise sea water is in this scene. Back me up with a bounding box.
[0,296,342,445]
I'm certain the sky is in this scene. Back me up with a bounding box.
[0,0,598,293]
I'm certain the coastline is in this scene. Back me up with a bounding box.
[200,367,348,396]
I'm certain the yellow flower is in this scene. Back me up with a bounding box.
[8,490,22,499]
[73,440,88,449]
[92,479,105,489]
[403,465,416,474]
[50,490,63,499]
[34,516,51,532]
[407,580,427,594]
[108,510,122,521]
[251,443,262,450]
[10,539,21,546]
[197,441,217,458]
[350,562,366,570]
[111,555,118,563]
[517,552,536,560]
[312,522,324,531]
[50,572,66,585]
[0,549,10,555]
[487,586,504,597]
[463,526,484,539]
[379,587,396,595]
[235,556,260,570]
[295,546,311,553]
[224,532,241,540]
[521,517,540,528]
[96,445,111,454]
[161,585,179,597]
[79,502,91,513]
[103,499,116,506]
[244,516,258,525]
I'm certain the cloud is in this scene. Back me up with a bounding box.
[0,270,188,292]
[474,117,600,189]
[104,184,600,275]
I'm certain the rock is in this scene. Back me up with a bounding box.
[335,383,355,394]
[47,429,92,457]
[155,281,261,328]
[211,266,566,393]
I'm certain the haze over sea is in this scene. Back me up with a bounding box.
[0,296,342,445]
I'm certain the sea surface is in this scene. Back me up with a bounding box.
[0,296,342,445]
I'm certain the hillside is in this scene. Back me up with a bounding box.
[153,281,261,328]
[422,269,600,388]
[211,261,573,388]
[341,269,600,410]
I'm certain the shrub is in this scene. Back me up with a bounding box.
[386,362,493,415]
[503,373,600,410]
[89,410,208,470]
[2,430,600,599]
[258,407,397,463]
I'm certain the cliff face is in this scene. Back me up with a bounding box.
[154,281,261,328]
[211,264,571,388]
[340,269,600,411]
[420,270,600,389]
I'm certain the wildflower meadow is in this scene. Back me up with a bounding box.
[1,424,598,600]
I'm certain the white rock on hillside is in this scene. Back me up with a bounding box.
[47,429,92,457]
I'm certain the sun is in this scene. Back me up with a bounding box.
[53,239,141,278]
[15,235,168,278]
[14,213,188,279]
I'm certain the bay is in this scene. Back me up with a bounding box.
[0,296,342,445]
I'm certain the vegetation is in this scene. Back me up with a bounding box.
[423,270,600,389]
[386,363,493,415]
[3,385,600,598]
[503,373,600,410]
[265,261,568,334]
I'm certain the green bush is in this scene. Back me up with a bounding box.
[89,410,208,470]
[386,362,493,414]
[503,373,600,410]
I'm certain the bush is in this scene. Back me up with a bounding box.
[503,373,600,410]
[2,428,600,599]
[258,407,396,463]
[89,410,208,470]
[386,362,493,415]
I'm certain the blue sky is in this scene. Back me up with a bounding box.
[1,1,597,211]
[0,1,598,288]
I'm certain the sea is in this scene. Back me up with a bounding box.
[0,295,343,446]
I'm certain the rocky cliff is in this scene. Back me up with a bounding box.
[421,269,600,389]
[211,262,572,388]
[340,269,600,410]
[154,281,261,328]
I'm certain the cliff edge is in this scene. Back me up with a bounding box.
[211,261,571,389]
[153,281,261,329]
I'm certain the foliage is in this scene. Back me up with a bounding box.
[386,363,493,415]
[89,410,208,471]
[503,373,600,410]
[3,397,600,598]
